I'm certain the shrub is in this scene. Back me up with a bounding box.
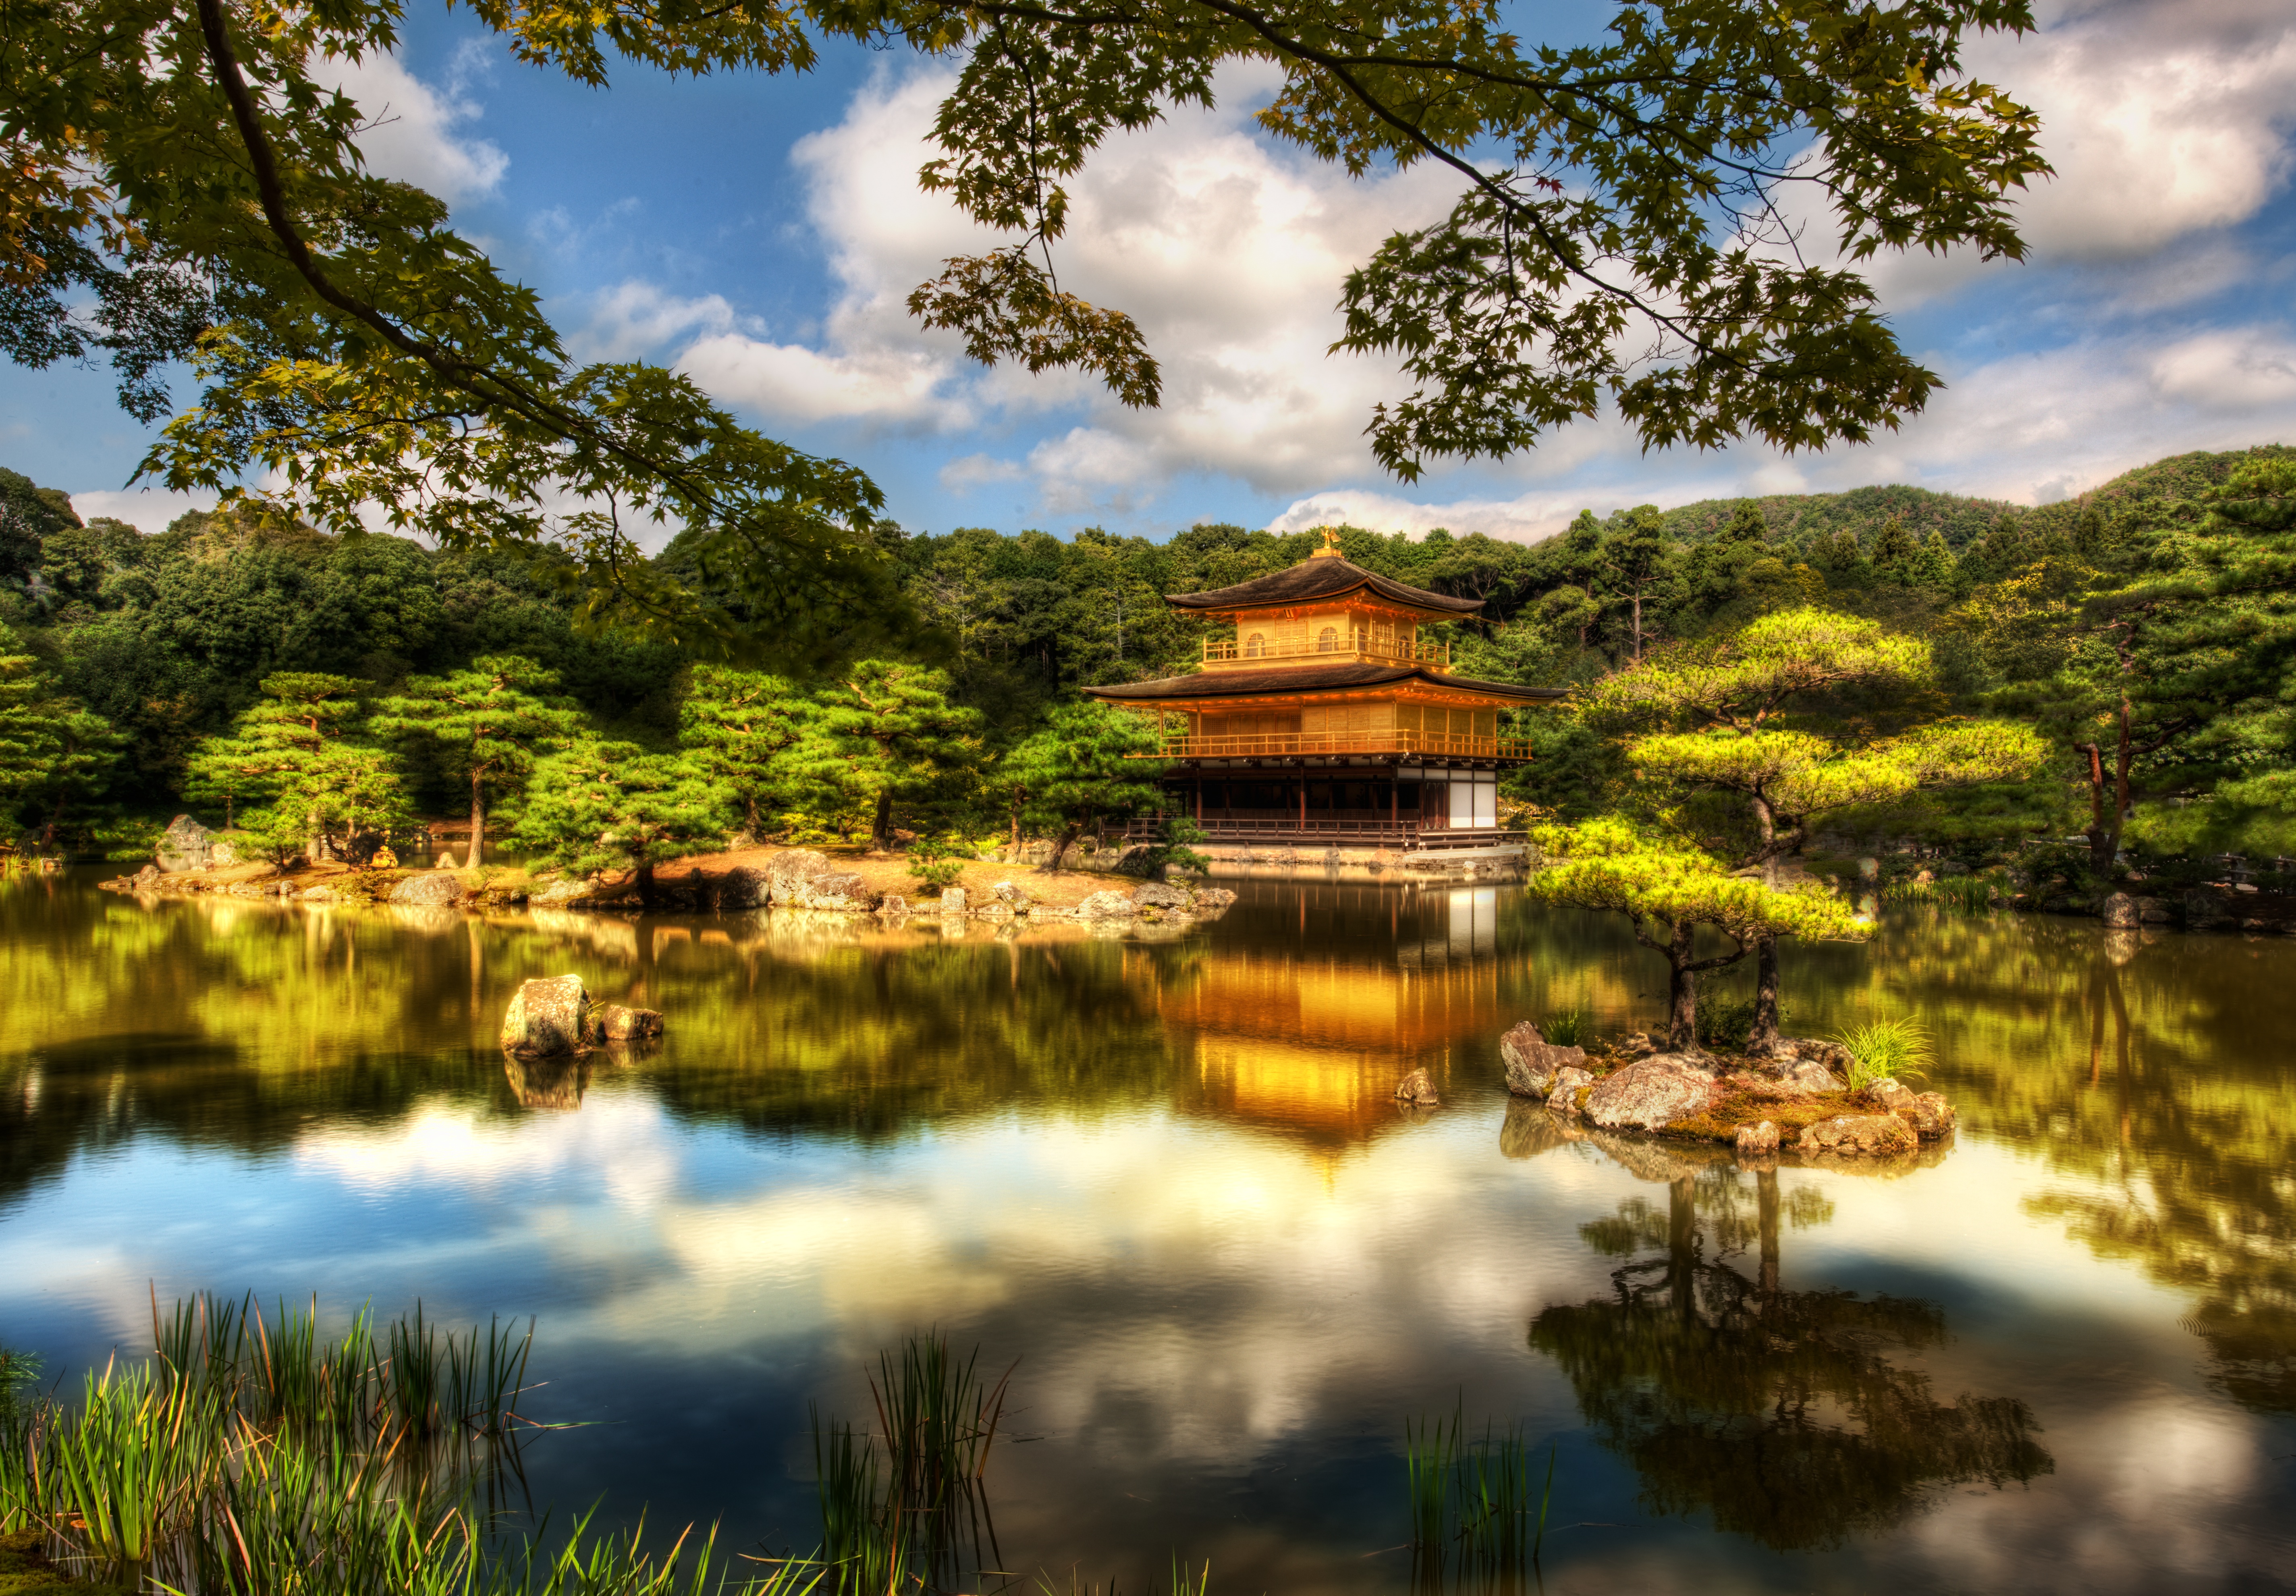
[1539,1008,1588,1047]
[906,832,966,892]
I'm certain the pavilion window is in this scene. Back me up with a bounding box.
[1245,632,1265,658]
[1318,626,1339,653]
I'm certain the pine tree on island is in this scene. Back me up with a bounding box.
[1004,702,1167,871]
[374,658,583,868]
[185,672,405,862]
[0,623,121,850]
[677,665,810,841]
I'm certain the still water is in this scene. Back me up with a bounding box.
[2,871,2292,1592]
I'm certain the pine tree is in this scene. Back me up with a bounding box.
[790,662,982,852]
[1529,819,1869,1051]
[1909,530,1958,594]
[1870,515,1920,585]
[0,623,122,847]
[1004,701,1166,869]
[185,673,406,863]
[374,657,585,866]
[678,665,810,839]
[514,740,733,908]
[1588,608,2047,1048]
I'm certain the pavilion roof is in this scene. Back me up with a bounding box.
[1163,555,1484,617]
[1084,661,1566,704]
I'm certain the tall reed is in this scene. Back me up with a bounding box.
[1833,1016,1935,1091]
[1404,1403,1554,1584]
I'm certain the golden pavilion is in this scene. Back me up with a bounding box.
[1085,534,1565,848]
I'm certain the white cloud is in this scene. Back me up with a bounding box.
[571,281,739,363]
[69,486,219,534]
[320,51,508,203]
[939,452,1026,493]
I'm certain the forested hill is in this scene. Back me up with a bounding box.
[0,442,2291,861]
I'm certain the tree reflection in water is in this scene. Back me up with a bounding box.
[1529,1168,2053,1550]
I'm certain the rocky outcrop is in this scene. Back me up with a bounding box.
[1584,1054,1720,1132]
[717,866,770,909]
[761,849,836,903]
[1077,889,1138,919]
[1545,1065,1596,1113]
[501,974,588,1056]
[1499,1020,1588,1099]
[533,877,591,905]
[590,1003,664,1042]
[1393,1067,1439,1106]
[1804,1114,1918,1158]
[156,814,213,873]
[939,886,968,917]
[1735,1120,1781,1158]
[390,873,465,907]
[992,881,1032,909]
[1193,888,1237,913]
[1133,881,1191,909]
[878,895,909,919]
[2101,892,2140,929]
[789,871,878,911]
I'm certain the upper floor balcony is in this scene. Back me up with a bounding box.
[1202,632,1450,671]
[1137,729,1530,761]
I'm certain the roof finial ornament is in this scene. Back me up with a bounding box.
[1310,525,1344,560]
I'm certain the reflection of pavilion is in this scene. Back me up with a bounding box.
[1151,886,1509,1145]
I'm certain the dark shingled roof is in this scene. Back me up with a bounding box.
[1164,556,1485,616]
[1085,662,1567,703]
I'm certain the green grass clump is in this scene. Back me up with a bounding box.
[1538,1008,1588,1047]
[1404,1403,1555,1581]
[1833,1017,1935,1091]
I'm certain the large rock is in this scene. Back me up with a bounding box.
[1077,889,1138,919]
[2101,892,2141,929]
[1545,1065,1596,1115]
[789,871,879,911]
[716,866,770,909]
[1898,1091,1956,1140]
[1735,1120,1781,1158]
[501,974,589,1056]
[156,814,213,873]
[940,886,968,917]
[1499,1020,1587,1099]
[390,873,465,907]
[1393,1067,1439,1105]
[589,1004,664,1042]
[762,849,837,904]
[1804,1114,1918,1158]
[1584,1054,1721,1131]
[1133,881,1191,909]
[992,880,1033,909]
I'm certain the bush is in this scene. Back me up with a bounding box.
[1694,996,1757,1050]
[906,832,966,892]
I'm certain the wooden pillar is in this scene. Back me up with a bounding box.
[1298,774,1307,831]
[1194,779,1202,822]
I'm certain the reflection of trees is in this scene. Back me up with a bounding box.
[1787,912,2296,1417]
[1529,1171,2051,1550]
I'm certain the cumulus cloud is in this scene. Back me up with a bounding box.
[69,486,220,534]
[320,50,509,203]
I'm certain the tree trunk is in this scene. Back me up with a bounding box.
[1756,1168,1781,1297]
[1047,821,1083,872]
[1746,936,1783,1051]
[635,861,656,911]
[469,768,485,869]
[872,789,893,853]
[1667,1177,1695,1322]
[1009,800,1022,855]
[1665,923,1698,1051]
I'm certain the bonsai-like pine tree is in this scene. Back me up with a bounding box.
[790,662,982,853]
[186,673,405,860]
[374,657,584,866]
[1587,608,2047,1049]
[1529,819,1869,1052]
[513,740,733,908]
[677,664,810,839]
[1004,701,1167,870]
[0,623,122,848]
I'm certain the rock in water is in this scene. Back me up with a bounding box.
[2101,892,2141,929]
[787,871,878,911]
[1804,1114,1918,1158]
[390,873,465,906]
[1393,1067,1439,1106]
[761,849,835,903]
[435,849,459,870]
[1899,1091,1956,1139]
[717,866,769,909]
[1867,1077,1916,1112]
[1545,1065,1595,1115]
[992,880,1032,909]
[156,814,212,873]
[1735,1120,1781,1158]
[1584,1054,1719,1132]
[502,975,589,1055]
[1499,1020,1587,1099]
[590,1004,664,1042]
[1077,889,1137,919]
[940,886,969,917]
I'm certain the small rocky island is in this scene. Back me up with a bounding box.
[1498,1022,1956,1162]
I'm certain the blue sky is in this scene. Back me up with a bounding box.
[9,0,2296,542]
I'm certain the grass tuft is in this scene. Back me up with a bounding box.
[1832,1016,1935,1091]
[1537,1008,1588,1047]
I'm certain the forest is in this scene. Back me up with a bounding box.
[0,442,2290,879]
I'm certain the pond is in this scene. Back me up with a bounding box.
[2,870,2293,1593]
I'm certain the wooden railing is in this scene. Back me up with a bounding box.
[1203,635,1449,669]
[1119,816,1527,851]
[1137,731,1529,760]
